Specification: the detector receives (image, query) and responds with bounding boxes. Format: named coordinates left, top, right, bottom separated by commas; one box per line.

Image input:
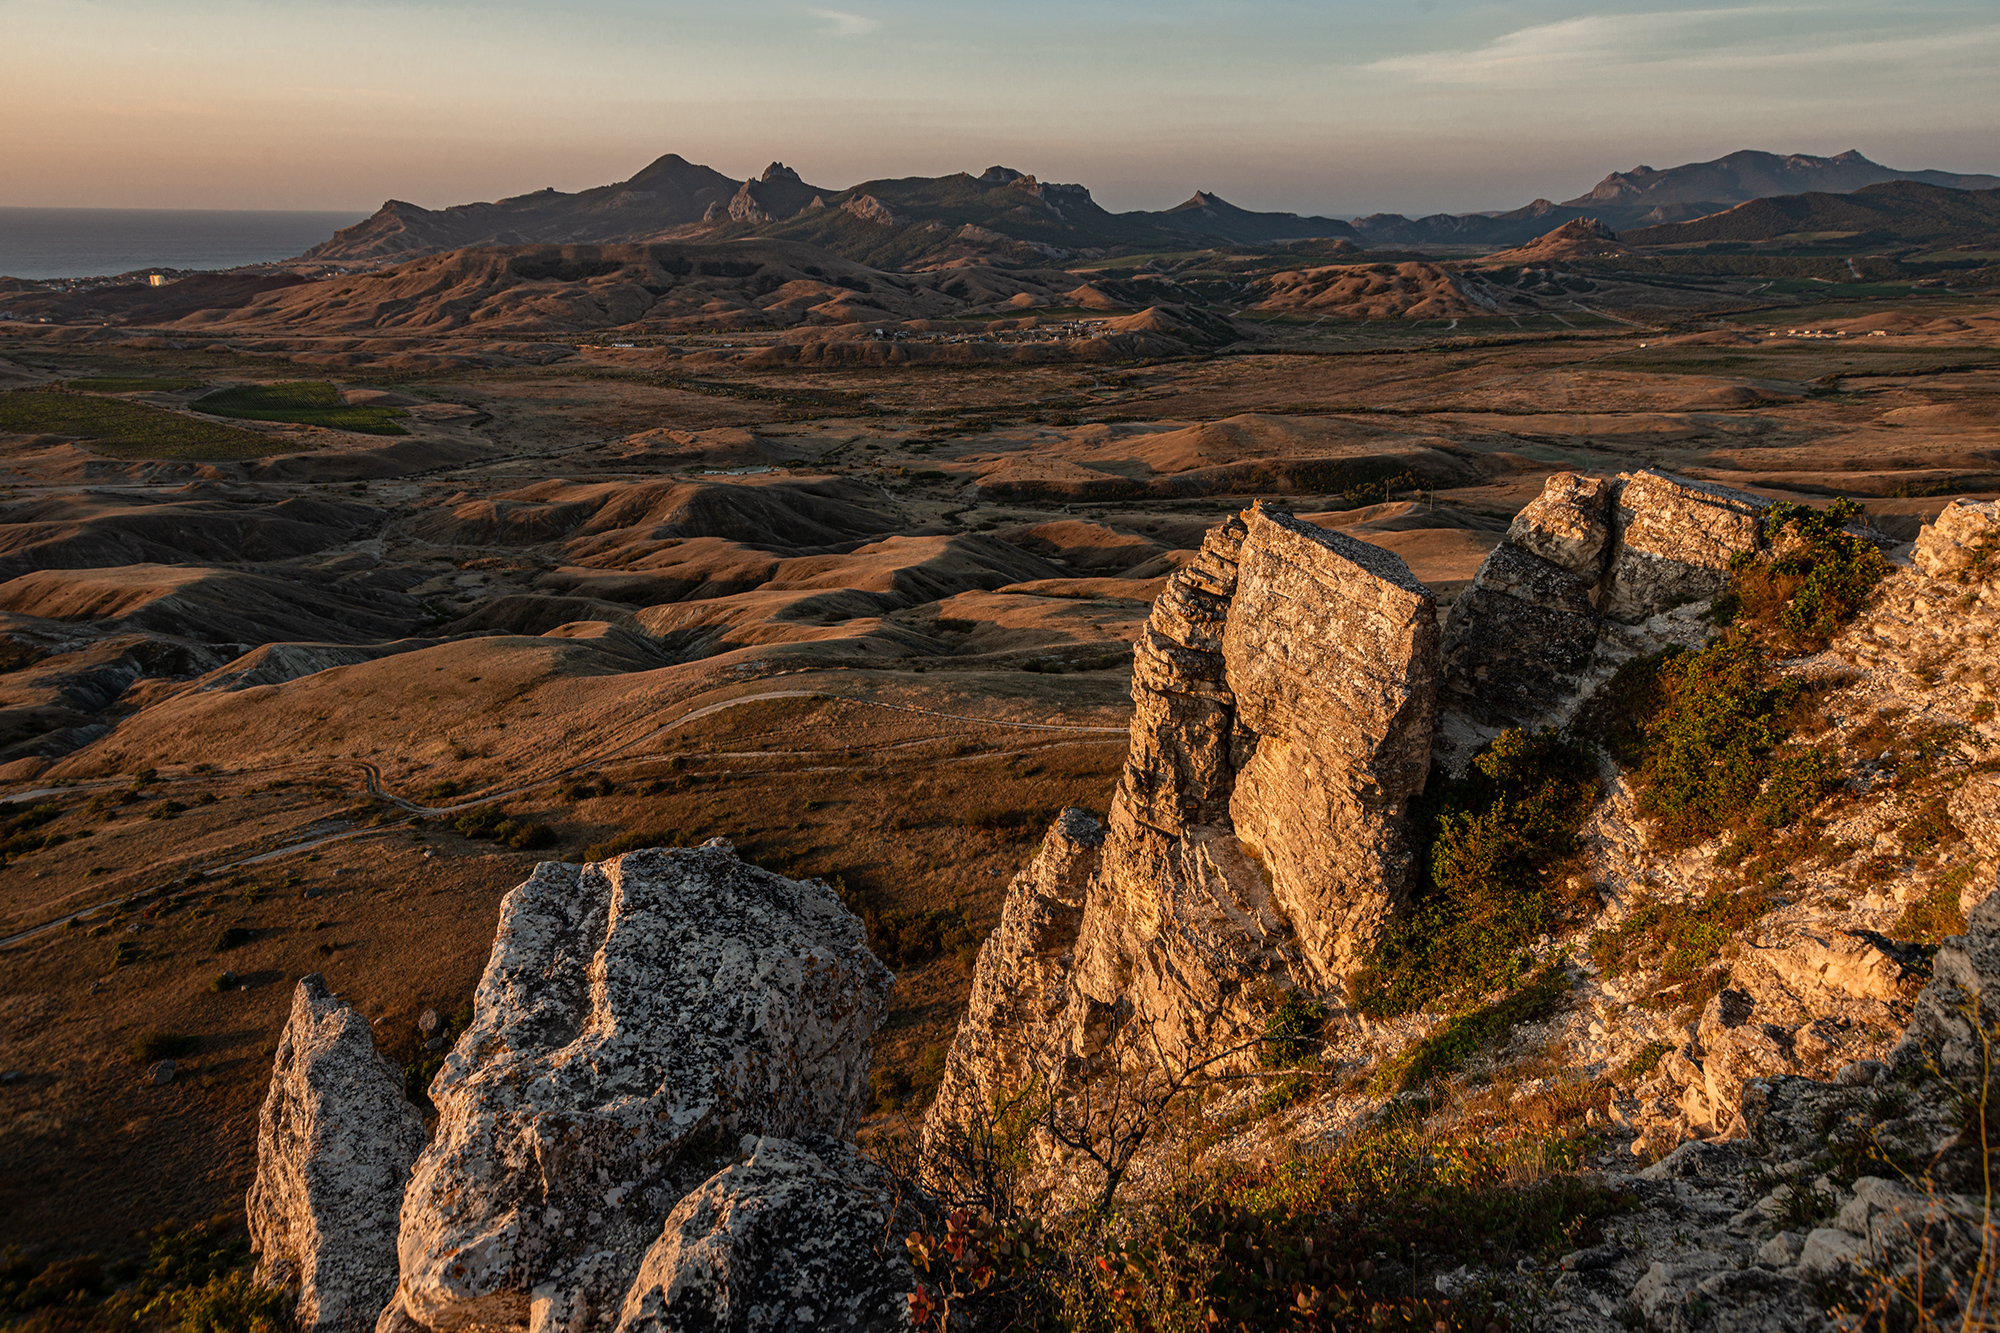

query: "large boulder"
left=614, top=1136, right=914, bottom=1333
left=1598, top=470, right=1770, bottom=622
left=390, top=845, right=893, bottom=1333
left=248, top=974, right=425, bottom=1333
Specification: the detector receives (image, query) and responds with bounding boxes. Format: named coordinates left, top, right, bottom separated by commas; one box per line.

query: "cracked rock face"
left=249, top=974, right=425, bottom=1333
left=1911, top=496, right=1999, bottom=580
left=930, top=502, right=1440, bottom=1117
left=614, top=1136, right=913, bottom=1333
left=926, top=808, right=1102, bottom=1153
left=1440, top=469, right=1773, bottom=736
left=391, top=845, right=892, bottom=1333
left=1598, top=470, right=1770, bottom=623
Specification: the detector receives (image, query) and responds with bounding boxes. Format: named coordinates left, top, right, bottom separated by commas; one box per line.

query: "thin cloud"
left=809, top=8, right=880, bottom=37
left=1366, top=6, right=1815, bottom=84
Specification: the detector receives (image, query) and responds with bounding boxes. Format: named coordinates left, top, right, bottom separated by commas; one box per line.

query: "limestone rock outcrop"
left=927, top=809, right=1101, bottom=1140
left=249, top=974, right=425, bottom=1333
left=931, top=502, right=1440, bottom=1122
left=384, top=844, right=894, bottom=1333
left=1440, top=469, right=1772, bottom=732
left=1598, top=470, right=1770, bottom=622
left=1910, top=496, right=1999, bottom=580
left=615, top=1136, right=912, bottom=1333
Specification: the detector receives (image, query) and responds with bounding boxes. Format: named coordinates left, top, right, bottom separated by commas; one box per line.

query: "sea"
left=0, top=208, right=370, bottom=280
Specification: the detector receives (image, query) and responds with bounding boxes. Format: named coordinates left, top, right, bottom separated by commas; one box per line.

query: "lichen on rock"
left=388, top=843, right=893, bottom=1333
left=249, top=974, right=425, bottom=1333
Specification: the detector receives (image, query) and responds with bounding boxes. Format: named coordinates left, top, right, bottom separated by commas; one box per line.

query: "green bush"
left=132, top=1031, right=196, bottom=1063
left=865, top=907, right=982, bottom=969
left=151, top=1270, right=292, bottom=1333
left=1355, top=729, right=1599, bottom=1016
left=1259, top=992, right=1329, bottom=1070
left=1589, top=889, right=1775, bottom=1009
left=1713, top=497, right=1888, bottom=653
left=1619, top=638, right=1840, bottom=851
left=0, top=800, right=65, bottom=862
left=209, top=927, right=252, bottom=953
left=583, top=831, right=686, bottom=861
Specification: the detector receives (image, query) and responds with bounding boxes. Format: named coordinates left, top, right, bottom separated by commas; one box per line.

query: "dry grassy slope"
left=173, top=243, right=1096, bottom=339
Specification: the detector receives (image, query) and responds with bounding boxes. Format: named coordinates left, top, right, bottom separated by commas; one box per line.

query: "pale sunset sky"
left=2, top=0, right=1995, bottom=215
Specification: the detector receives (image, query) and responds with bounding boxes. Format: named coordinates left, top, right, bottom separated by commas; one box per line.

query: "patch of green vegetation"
left=0, top=799, right=66, bottom=863
left=1606, top=639, right=1841, bottom=852
left=860, top=907, right=982, bottom=969
left=0, top=387, right=282, bottom=460
left=582, top=830, right=692, bottom=860
left=1893, top=866, right=1972, bottom=945
left=151, top=1270, right=293, bottom=1333
left=131, top=1031, right=196, bottom=1063
left=1712, top=498, right=1889, bottom=653
left=1589, top=889, right=1776, bottom=1009
left=1618, top=1041, right=1674, bottom=1082
left=191, top=382, right=407, bottom=435
left=1370, top=966, right=1574, bottom=1095
left=947, top=1094, right=1628, bottom=1333
left=453, top=805, right=558, bottom=850
left=208, top=927, right=252, bottom=953
left=1355, top=729, right=1600, bottom=1017
left=65, top=376, right=202, bottom=393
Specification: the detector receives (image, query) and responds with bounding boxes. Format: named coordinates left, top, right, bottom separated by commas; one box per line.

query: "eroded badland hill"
left=0, top=245, right=1998, bottom=1332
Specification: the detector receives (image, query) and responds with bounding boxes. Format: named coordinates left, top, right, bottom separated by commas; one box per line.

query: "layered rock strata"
left=249, top=974, right=426, bottom=1333
left=930, top=502, right=1442, bottom=1123
left=1439, top=468, right=1772, bottom=734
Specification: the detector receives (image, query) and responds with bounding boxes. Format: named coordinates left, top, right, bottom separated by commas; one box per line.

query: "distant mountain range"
left=1624, top=180, right=2000, bottom=249
left=295, top=148, right=2000, bottom=269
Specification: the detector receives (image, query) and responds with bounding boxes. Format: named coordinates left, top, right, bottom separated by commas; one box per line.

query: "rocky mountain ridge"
left=287, top=148, right=2000, bottom=271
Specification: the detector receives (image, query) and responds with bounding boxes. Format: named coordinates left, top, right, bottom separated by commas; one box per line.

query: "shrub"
left=583, top=831, right=686, bottom=861
left=864, top=908, right=983, bottom=969
left=0, top=800, right=64, bottom=862
left=132, top=1031, right=196, bottom=1064
left=981, top=1097, right=1628, bottom=1333
left=1589, top=889, right=1775, bottom=1008
left=150, top=800, right=188, bottom=821
left=1259, top=992, right=1329, bottom=1070
left=1713, top=497, right=1888, bottom=653
left=209, top=927, right=252, bottom=953
left=1623, top=638, right=1836, bottom=850
left=1893, top=869, right=1971, bottom=945
left=1355, top=729, right=1599, bottom=1016
left=151, top=1270, right=293, bottom=1333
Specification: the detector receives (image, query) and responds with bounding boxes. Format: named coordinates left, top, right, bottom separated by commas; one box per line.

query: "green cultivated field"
left=64, top=376, right=203, bottom=393
left=192, top=381, right=407, bottom=435
left=0, top=388, right=285, bottom=460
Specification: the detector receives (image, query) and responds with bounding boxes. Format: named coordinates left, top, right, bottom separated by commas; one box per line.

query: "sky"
left=2, top=0, right=1996, bottom=218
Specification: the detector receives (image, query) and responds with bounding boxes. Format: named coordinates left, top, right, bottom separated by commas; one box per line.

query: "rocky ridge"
left=927, top=478, right=2000, bottom=1326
